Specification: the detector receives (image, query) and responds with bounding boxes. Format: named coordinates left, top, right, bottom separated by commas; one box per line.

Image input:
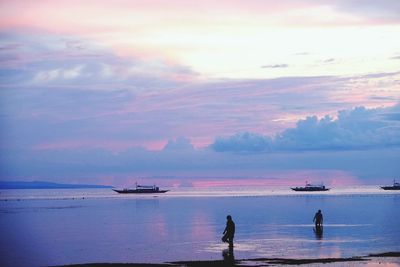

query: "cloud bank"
left=212, top=105, right=400, bottom=152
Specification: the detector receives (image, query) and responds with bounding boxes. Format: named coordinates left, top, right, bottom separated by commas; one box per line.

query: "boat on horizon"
left=380, top=180, right=400, bottom=190
left=291, top=182, right=330, bottom=192
left=113, top=183, right=169, bottom=194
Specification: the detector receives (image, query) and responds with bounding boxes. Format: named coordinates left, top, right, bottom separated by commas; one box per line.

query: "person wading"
left=313, top=209, right=323, bottom=227
left=222, top=215, right=235, bottom=247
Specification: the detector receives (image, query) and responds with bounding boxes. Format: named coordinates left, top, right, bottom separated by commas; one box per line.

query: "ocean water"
left=0, top=187, right=399, bottom=266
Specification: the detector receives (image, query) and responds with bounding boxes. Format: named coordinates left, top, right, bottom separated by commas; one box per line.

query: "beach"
left=0, top=187, right=399, bottom=266
left=51, top=252, right=400, bottom=266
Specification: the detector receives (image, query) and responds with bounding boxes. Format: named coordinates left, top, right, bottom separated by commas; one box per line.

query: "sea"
left=0, top=186, right=399, bottom=266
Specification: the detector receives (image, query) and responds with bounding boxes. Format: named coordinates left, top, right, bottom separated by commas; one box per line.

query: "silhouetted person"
left=222, top=215, right=235, bottom=247
left=313, top=225, right=323, bottom=239
left=313, top=209, right=323, bottom=227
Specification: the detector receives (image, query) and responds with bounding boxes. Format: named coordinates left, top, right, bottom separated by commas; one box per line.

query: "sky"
left=0, top=0, right=399, bottom=187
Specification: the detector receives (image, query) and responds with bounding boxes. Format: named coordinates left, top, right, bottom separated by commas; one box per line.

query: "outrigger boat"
left=380, top=180, right=400, bottom=190
left=291, top=181, right=330, bottom=192
left=113, top=183, right=169, bottom=194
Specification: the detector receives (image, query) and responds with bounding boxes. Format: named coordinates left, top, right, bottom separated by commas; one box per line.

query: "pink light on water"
left=190, top=171, right=362, bottom=188
left=191, top=179, right=292, bottom=188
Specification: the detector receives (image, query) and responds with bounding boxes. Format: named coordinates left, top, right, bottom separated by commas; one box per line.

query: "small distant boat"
left=113, top=183, right=169, bottom=194
left=380, top=180, right=400, bottom=190
left=291, top=181, right=330, bottom=192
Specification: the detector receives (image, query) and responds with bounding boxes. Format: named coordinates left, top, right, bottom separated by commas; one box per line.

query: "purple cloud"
left=0, top=31, right=198, bottom=90
left=261, top=64, right=289, bottom=68
left=326, top=0, right=400, bottom=23
left=212, top=105, right=400, bottom=152
left=163, top=137, right=195, bottom=151
left=212, top=132, right=272, bottom=152
left=1, top=135, right=399, bottom=185
left=322, top=58, right=335, bottom=63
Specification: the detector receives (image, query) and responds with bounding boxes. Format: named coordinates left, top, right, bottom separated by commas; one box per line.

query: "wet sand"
left=55, top=252, right=400, bottom=266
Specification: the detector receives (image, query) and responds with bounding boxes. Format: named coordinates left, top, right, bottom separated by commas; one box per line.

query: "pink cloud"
left=33, top=139, right=167, bottom=152
left=1, top=0, right=395, bottom=39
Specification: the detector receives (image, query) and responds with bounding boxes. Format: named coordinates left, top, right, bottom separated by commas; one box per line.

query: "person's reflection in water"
left=222, top=246, right=235, bottom=265
left=313, top=225, right=323, bottom=239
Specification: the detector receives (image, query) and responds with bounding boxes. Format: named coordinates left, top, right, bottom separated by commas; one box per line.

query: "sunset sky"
left=0, top=0, right=399, bottom=186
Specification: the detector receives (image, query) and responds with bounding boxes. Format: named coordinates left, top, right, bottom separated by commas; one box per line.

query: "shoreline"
left=54, top=252, right=400, bottom=267
left=1, top=187, right=399, bottom=202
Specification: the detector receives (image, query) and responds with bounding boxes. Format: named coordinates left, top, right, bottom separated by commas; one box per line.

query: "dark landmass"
left=0, top=181, right=113, bottom=189
left=55, top=265, right=173, bottom=267
left=369, top=252, right=400, bottom=257
left=53, top=251, right=400, bottom=267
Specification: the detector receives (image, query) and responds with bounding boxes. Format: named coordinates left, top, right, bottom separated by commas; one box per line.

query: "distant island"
left=0, top=181, right=114, bottom=189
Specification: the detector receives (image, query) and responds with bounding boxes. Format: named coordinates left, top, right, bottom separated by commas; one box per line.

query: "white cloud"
left=62, top=65, right=84, bottom=79
left=33, top=65, right=84, bottom=82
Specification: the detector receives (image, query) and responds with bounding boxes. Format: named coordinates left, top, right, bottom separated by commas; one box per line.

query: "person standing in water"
left=313, top=209, right=323, bottom=227
left=222, top=215, right=235, bottom=247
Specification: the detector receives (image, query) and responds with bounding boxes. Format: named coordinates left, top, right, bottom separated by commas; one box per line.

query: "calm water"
left=0, top=187, right=399, bottom=266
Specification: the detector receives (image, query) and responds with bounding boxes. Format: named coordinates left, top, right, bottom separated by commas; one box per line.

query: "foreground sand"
left=56, top=252, right=400, bottom=266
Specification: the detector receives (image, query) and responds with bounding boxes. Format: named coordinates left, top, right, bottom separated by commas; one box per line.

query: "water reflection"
left=222, top=246, right=235, bottom=265
left=313, top=225, right=323, bottom=239
left=135, top=198, right=159, bottom=209
left=189, top=211, right=215, bottom=241
left=1, top=192, right=399, bottom=266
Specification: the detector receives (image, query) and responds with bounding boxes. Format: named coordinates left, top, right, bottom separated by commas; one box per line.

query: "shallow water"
left=0, top=187, right=399, bottom=266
